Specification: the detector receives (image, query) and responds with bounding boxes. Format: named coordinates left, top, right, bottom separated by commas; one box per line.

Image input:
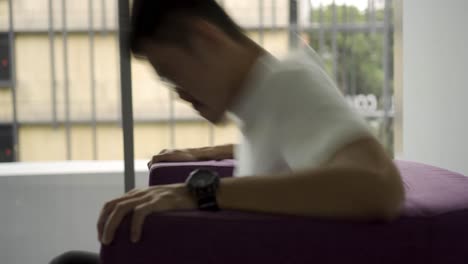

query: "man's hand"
left=97, top=184, right=196, bottom=245
left=147, top=149, right=198, bottom=169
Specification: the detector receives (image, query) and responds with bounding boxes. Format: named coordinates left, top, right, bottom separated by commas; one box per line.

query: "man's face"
left=141, top=27, right=237, bottom=124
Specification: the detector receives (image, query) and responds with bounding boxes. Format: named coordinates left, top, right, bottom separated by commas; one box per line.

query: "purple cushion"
left=101, top=160, right=468, bottom=264
left=396, top=160, right=468, bottom=217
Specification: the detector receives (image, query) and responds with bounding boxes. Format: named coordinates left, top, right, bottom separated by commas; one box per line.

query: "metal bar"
left=8, top=117, right=221, bottom=126
left=306, top=22, right=388, bottom=30
left=101, top=0, right=107, bottom=34
left=288, top=0, right=298, bottom=49
left=393, top=0, right=403, bottom=156
left=259, top=0, right=264, bottom=45
left=370, top=0, right=376, bottom=34
left=48, top=0, right=58, bottom=127
left=349, top=3, right=355, bottom=22
left=7, top=113, right=394, bottom=127
left=350, top=54, right=357, bottom=95
left=302, top=0, right=311, bottom=27
left=319, top=4, right=324, bottom=54
left=332, top=1, right=338, bottom=81
left=89, top=0, right=98, bottom=160
left=118, top=0, right=135, bottom=192
left=344, top=4, right=348, bottom=24
left=62, top=0, right=71, bottom=160
left=296, top=0, right=301, bottom=32
left=272, top=0, right=276, bottom=27
left=0, top=81, right=11, bottom=87
left=169, top=91, right=175, bottom=149
left=349, top=5, right=357, bottom=96
left=7, top=0, right=18, bottom=162
left=367, top=0, right=371, bottom=23
left=382, top=0, right=392, bottom=152
left=309, top=1, right=313, bottom=25
left=13, top=23, right=390, bottom=34
left=342, top=4, right=349, bottom=94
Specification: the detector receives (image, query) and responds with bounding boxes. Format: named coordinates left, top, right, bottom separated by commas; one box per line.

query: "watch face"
left=188, top=169, right=219, bottom=190
left=194, top=177, right=208, bottom=188
left=187, top=169, right=220, bottom=211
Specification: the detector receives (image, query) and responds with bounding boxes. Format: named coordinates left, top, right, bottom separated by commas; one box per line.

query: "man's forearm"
left=191, top=144, right=235, bottom=160
left=217, top=166, right=404, bottom=221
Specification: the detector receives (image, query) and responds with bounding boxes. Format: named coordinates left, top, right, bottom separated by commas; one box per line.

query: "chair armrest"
left=148, top=159, right=236, bottom=186
left=99, top=209, right=442, bottom=264
left=99, top=210, right=346, bottom=264
left=100, top=160, right=468, bottom=264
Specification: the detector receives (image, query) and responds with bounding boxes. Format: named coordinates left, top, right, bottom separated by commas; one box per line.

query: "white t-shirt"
left=230, top=50, right=372, bottom=177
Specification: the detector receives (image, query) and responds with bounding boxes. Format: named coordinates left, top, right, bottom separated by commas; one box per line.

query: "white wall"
left=0, top=162, right=149, bottom=264
left=403, top=0, right=468, bottom=175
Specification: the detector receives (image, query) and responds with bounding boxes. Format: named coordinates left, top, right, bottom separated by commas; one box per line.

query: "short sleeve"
left=275, top=64, right=372, bottom=171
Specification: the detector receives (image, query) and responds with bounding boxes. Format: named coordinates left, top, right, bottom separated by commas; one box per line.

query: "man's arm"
left=148, top=144, right=235, bottom=168
left=99, top=137, right=404, bottom=244
left=218, top=137, right=404, bottom=220
left=189, top=144, right=235, bottom=160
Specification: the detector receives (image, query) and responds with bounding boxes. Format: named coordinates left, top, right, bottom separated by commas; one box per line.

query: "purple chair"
left=100, top=160, right=468, bottom=264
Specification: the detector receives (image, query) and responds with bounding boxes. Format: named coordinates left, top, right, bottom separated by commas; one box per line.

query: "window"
left=0, top=0, right=396, bottom=162
left=0, top=33, right=12, bottom=87
left=303, top=0, right=394, bottom=153
left=0, top=124, right=13, bottom=162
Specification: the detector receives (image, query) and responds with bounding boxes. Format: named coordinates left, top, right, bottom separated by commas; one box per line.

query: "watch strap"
left=197, top=194, right=219, bottom=211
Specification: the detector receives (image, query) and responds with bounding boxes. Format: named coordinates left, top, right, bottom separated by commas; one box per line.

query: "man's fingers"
left=158, top=149, right=169, bottom=154
left=147, top=153, right=173, bottom=169
left=126, top=188, right=142, bottom=197
left=130, top=202, right=154, bottom=243
left=101, top=195, right=152, bottom=245
left=98, top=193, right=148, bottom=243
left=98, top=197, right=126, bottom=242
left=148, top=149, right=196, bottom=169
left=148, top=155, right=164, bottom=169
left=97, top=196, right=132, bottom=241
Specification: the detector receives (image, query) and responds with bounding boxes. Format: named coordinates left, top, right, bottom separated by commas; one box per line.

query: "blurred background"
left=0, top=0, right=395, bottom=163
left=8, top=1, right=468, bottom=263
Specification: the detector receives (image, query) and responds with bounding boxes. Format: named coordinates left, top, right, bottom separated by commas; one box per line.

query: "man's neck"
left=226, top=41, right=265, bottom=112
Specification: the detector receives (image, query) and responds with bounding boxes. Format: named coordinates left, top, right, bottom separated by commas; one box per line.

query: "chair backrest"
left=149, top=159, right=236, bottom=186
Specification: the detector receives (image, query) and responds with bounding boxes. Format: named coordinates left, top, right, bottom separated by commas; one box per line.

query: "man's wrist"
left=191, top=147, right=216, bottom=160
left=188, top=144, right=235, bottom=161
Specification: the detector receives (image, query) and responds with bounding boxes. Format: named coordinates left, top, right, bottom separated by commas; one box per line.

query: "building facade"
left=0, top=0, right=304, bottom=161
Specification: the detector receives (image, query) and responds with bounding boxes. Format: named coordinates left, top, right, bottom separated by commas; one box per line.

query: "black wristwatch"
left=186, top=169, right=220, bottom=211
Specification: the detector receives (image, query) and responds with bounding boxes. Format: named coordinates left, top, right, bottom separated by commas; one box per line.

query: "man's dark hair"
left=130, top=0, right=245, bottom=55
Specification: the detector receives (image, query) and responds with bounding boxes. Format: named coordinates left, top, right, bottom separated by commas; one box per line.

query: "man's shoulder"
left=279, top=49, right=325, bottom=72
left=262, top=52, right=332, bottom=99
left=267, top=51, right=326, bottom=83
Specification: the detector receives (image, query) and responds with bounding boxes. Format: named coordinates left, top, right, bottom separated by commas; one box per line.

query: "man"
left=51, top=0, right=404, bottom=263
